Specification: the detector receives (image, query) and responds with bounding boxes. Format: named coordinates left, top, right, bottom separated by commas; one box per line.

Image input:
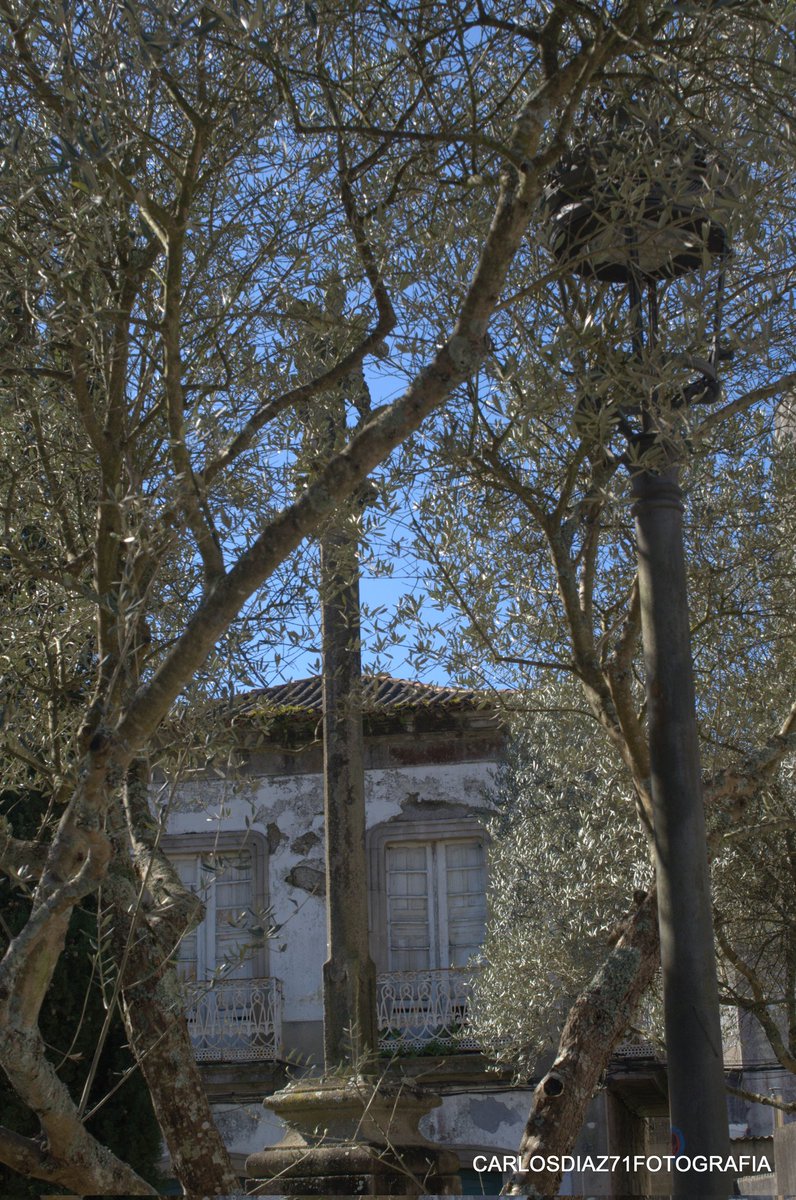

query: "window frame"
left=161, top=830, right=270, bottom=981
left=367, top=818, right=488, bottom=972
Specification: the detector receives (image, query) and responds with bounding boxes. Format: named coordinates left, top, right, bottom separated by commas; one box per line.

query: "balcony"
left=376, top=968, right=479, bottom=1053
left=185, top=976, right=282, bottom=1062
left=613, top=1040, right=659, bottom=1060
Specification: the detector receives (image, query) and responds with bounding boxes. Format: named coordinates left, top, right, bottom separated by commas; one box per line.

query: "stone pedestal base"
left=247, top=1139, right=460, bottom=1196
left=245, top=1075, right=461, bottom=1196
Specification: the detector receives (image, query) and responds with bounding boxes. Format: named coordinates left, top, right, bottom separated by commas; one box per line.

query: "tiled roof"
left=237, top=674, right=495, bottom=716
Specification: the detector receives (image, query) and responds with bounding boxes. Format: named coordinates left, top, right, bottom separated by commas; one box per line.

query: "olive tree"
left=0, top=0, right=791, bottom=1194
left=400, top=25, right=796, bottom=1189
left=0, top=0, right=713, bottom=1192
left=412, top=405, right=796, bottom=1191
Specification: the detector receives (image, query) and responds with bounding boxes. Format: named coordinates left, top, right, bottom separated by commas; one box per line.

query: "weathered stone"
left=285, top=861, right=326, bottom=896
left=248, top=1141, right=458, bottom=1195
left=245, top=1075, right=461, bottom=1196
left=266, top=822, right=284, bottom=854
left=290, top=830, right=321, bottom=855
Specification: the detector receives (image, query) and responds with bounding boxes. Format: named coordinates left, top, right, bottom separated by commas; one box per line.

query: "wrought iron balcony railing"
left=184, top=976, right=283, bottom=1063
left=376, top=968, right=480, bottom=1053
left=613, top=1039, right=660, bottom=1060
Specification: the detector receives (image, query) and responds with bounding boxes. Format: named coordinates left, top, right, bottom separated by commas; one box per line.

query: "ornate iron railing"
left=613, top=1002, right=662, bottom=1059
left=613, top=1040, right=660, bottom=1059
left=376, top=968, right=480, bottom=1053
left=184, top=976, right=282, bottom=1062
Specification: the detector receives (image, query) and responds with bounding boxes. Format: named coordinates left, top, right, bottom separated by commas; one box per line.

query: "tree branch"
left=0, top=816, right=47, bottom=882
left=505, top=889, right=661, bottom=1197
left=725, top=1086, right=796, bottom=1115
left=706, top=697, right=796, bottom=821
left=693, top=370, right=796, bottom=440
left=0, top=1124, right=147, bottom=1192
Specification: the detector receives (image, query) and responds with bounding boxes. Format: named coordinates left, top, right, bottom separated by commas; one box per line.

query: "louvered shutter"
left=442, top=840, right=487, bottom=966
left=386, top=843, right=434, bottom=970
left=385, top=838, right=486, bottom=970
left=172, top=850, right=254, bottom=980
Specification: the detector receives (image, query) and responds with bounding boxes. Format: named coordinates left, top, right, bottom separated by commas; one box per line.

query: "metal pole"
left=320, top=505, right=378, bottom=1068
left=631, top=464, right=731, bottom=1197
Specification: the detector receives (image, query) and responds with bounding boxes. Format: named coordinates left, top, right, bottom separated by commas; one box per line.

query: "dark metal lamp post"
left=544, top=115, right=737, bottom=1198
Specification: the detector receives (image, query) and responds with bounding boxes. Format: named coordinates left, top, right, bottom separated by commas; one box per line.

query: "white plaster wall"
left=363, top=760, right=498, bottom=824
left=420, top=1089, right=533, bottom=1153
left=211, top=1101, right=286, bottom=1159
left=162, top=750, right=535, bottom=1169
left=167, top=757, right=498, bottom=1026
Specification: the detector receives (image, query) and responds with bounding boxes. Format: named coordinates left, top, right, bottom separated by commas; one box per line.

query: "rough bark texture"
left=0, top=1010, right=155, bottom=1194
left=504, top=890, right=661, bottom=1197
left=102, top=831, right=240, bottom=1195
left=0, top=1115, right=155, bottom=1195
left=119, top=965, right=240, bottom=1194
left=0, top=818, right=155, bottom=1195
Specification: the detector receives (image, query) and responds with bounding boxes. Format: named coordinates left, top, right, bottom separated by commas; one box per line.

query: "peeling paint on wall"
left=469, top=1096, right=515, bottom=1134
left=166, top=726, right=507, bottom=1159
left=285, top=860, right=326, bottom=896
left=290, top=831, right=321, bottom=855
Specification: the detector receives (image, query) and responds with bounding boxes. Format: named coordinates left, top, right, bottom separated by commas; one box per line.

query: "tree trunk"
left=504, top=890, right=660, bottom=1197
left=0, top=815, right=154, bottom=1194
left=119, top=964, right=240, bottom=1195
left=0, top=1023, right=156, bottom=1195
left=103, top=858, right=240, bottom=1195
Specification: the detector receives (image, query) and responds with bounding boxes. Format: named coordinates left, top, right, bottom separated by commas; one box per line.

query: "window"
left=368, top=819, right=489, bottom=971
left=173, top=849, right=256, bottom=981
left=371, top=821, right=488, bottom=1052
left=386, top=838, right=486, bottom=970
left=162, top=832, right=269, bottom=981
left=162, top=832, right=280, bottom=1063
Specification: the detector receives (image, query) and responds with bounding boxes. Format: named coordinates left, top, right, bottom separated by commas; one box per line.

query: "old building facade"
left=162, top=675, right=791, bottom=1194
left=162, top=676, right=531, bottom=1191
